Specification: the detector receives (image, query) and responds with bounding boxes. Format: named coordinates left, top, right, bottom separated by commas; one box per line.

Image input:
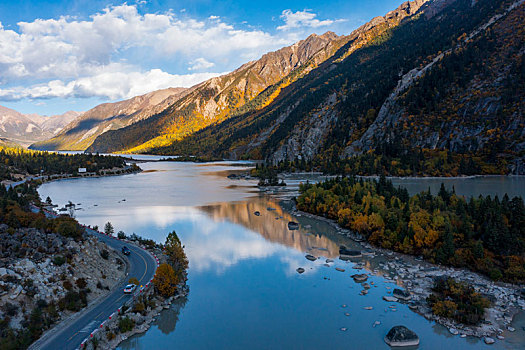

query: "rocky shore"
left=292, top=204, right=525, bottom=340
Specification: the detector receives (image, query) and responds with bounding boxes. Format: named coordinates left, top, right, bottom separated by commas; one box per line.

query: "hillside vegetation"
left=151, top=0, right=524, bottom=175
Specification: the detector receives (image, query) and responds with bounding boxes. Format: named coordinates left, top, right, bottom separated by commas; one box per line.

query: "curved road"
left=29, top=221, right=157, bottom=350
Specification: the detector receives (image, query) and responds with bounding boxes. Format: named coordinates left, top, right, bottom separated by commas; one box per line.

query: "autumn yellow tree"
left=153, top=263, right=179, bottom=298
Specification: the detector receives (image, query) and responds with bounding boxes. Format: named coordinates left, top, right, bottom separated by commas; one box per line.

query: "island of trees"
left=297, top=176, right=525, bottom=283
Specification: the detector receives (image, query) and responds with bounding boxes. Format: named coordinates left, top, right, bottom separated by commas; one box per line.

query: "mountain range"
left=0, top=106, right=80, bottom=147
left=29, top=0, right=524, bottom=174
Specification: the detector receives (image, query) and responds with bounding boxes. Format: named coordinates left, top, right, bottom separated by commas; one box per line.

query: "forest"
left=297, top=176, right=525, bottom=282
left=252, top=147, right=506, bottom=178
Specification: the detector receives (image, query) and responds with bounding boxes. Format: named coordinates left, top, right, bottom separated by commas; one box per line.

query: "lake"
left=38, top=162, right=525, bottom=349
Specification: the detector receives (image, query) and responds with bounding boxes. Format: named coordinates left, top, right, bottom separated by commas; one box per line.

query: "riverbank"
left=290, top=202, right=525, bottom=340
left=1, top=164, right=141, bottom=189
left=82, top=245, right=188, bottom=350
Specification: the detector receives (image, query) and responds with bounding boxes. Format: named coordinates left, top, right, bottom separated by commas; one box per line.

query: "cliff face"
left=346, top=0, right=524, bottom=157
left=158, top=0, right=523, bottom=173
left=86, top=32, right=350, bottom=153
left=30, top=87, right=188, bottom=151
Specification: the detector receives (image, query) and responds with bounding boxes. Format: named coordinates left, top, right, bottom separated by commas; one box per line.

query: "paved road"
left=29, top=211, right=158, bottom=350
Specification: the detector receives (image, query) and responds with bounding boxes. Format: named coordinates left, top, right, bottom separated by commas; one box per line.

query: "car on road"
left=121, top=246, right=131, bottom=255
left=123, top=284, right=136, bottom=294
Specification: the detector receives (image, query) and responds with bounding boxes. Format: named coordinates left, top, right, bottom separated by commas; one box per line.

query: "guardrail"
left=76, top=226, right=160, bottom=349
left=30, top=204, right=160, bottom=350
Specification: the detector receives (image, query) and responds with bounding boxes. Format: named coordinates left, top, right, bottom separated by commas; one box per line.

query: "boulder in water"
left=288, top=221, right=299, bottom=230
left=393, top=288, right=411, bottom=301
left=384, top=326, right=420, bottom=347
left=305, top=254, right=317, bottom=261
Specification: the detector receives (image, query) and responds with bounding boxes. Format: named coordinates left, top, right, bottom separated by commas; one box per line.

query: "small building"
left=78, top=168, right=87, bottom=173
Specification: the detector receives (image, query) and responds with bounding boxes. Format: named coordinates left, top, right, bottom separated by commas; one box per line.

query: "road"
left=29, top=212, right=158, bottom=350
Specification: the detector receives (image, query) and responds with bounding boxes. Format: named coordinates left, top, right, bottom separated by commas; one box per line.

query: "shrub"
left=62, top=280, right=73, bottom=291
left=107, top=332, right=116, bottom=341
left=128, top=277, right=140, bottom=286
left=53, top=256, right=66, bottom=266
left=3, top=303, right=18, bottom=317
left=133, top=302, right=145, bottom=315
left=54, top=217, right=83, bottom=239
left=59, top=291, right=86, bottom=311
left=100, top=249, right=109, bottom=260
left=117, top=231, right=126, bottom=239
left=75, top=278, right=87, bottom=289
left=427, top=278, right=490, bottom=325
left=118, top=316, right=134, bottom=333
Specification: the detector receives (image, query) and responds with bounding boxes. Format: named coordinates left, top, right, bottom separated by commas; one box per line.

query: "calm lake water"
left=38, top=162, right=525, bottom=350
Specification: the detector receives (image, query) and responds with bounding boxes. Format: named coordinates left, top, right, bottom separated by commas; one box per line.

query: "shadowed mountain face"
left=85, top=31, right=350, bottom=153
left=30, top=87, right=188, bottom=151
left=144, top=0, right=523, bottom=173
left=0, top=105, right=80, bottom=147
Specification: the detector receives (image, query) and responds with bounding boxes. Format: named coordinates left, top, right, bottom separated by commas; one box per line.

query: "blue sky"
left=0, top=0, right=404, bottom=115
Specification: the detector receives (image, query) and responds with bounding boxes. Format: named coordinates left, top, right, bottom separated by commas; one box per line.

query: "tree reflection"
left=157, top=297, right=188, bottom=335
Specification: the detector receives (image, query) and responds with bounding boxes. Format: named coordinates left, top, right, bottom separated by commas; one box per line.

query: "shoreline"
left=289, top=201, right=525, bottom=340
left=82, top=245, right=188, bottom=350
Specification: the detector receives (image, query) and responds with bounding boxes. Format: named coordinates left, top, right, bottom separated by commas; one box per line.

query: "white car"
left=123, top=284, right=137, bottom=294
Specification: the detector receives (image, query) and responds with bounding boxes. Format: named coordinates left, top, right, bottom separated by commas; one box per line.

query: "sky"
left=0, top=0, right=405, bottom=116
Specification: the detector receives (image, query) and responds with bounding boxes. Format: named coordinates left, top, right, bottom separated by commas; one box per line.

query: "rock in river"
left=484, top=337, right=495, bottom=345
left=383, top=296, right=398, bottom=302
left=288, top=221, right=299, bottom=230
left=351, top=274, right=368, bottom=283
left=296, top=268, right=305, bottom=274
left=393, top=288, right=411, bottom=301
left=384, top=326, right=420, bottom=347
left=305, top=254, right=317, bottom=261
left=339, top=246, right=362, bottom=260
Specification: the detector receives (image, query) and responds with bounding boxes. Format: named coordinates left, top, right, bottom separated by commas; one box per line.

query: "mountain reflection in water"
left=200, top=198, right=340, bottom=259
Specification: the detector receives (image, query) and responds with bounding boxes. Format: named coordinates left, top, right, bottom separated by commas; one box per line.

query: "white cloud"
left=277, top=9, right=344, bottom=31
left=0, top=4, right=345, bottom=103
left=0, top=66, right=223, bottom=100
left=0, top=4, right=286, bottom=84
left=189, top=57, right=215, bottom=71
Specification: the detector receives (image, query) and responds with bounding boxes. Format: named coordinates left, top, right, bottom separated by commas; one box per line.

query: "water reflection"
left=200, top=198, right=340, bottom=258
left=37, top=161, right=523, bottom=350
left=120, top=297, right=188, bottom=350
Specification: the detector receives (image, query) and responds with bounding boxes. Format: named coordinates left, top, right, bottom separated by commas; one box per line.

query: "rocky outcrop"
left=0, top=224, right=125, bottom=332
left=384, top=326, right=420, bottom=347
left=345, top=0, right=525, bottom=160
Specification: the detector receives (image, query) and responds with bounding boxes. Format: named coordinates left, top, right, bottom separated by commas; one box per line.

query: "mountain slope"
left=30, top=87, right=188, bottom=151
left=0, top=106, right=80, bottom=147
left=86, top=32, right=350, bottom=153
left=155, top=0, right=524, bottom=174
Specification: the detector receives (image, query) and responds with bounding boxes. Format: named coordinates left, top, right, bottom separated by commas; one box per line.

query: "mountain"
left=150, top=0, right=524, bottom=174
left=85, top=31, right=350, bottom=153
left=0, top=106, right=80, bottom=147
left=30, top=87, right=188, bottom=151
